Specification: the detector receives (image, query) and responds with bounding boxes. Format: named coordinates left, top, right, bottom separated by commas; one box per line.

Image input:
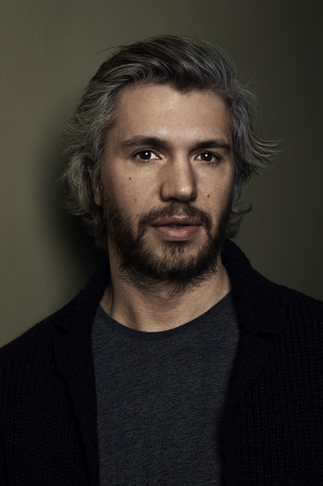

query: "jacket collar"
left=221, top=239, right=285, bottom=336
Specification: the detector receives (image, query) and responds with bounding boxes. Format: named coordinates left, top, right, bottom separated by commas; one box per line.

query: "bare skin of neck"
left=100, top=248, right=231, bottom=333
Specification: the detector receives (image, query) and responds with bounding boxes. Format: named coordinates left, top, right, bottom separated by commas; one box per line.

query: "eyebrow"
left=193, top=139, right=232, bottom=153
left=121, top=136, right=168, bottom=150
left=120, top=136, right=232, bottom=153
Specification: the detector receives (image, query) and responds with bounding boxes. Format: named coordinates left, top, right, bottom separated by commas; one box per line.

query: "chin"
left=117, top=233, right=223, bottom=295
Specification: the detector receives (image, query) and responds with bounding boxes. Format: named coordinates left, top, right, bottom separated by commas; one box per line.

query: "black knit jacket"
left=1, top=239, right=323, bottom=485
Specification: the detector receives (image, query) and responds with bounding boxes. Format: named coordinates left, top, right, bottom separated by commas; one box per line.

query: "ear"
left=87, top=161, right=102, bottom=207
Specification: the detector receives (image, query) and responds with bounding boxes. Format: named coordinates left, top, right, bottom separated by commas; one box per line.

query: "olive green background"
left=1, top=0, right=322, bottom=346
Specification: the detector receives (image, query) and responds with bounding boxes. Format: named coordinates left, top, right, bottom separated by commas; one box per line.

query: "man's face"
left=94, top=84, right=235, bottom=292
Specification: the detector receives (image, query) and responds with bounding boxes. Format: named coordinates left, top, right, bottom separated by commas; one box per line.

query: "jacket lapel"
left=53, top=260, right=110, bottom=486
left=221, top=239, right=286, bottom=408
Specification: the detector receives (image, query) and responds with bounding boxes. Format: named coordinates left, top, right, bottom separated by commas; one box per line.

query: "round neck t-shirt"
left=92, top=291, right=239, bottom=485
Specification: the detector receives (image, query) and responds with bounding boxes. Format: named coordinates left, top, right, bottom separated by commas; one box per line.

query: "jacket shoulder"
left=0, top=296, right=78, bottom=370
left=275, top=283, right=323, bottom=335
left=274, top=279, right=323, bottom=315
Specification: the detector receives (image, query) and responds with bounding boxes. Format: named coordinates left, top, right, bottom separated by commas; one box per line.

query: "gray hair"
left=62, top=34, right=278, bottom=248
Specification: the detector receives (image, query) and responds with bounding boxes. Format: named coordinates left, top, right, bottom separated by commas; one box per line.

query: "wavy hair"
left=62, top=34, right=278, bottom=248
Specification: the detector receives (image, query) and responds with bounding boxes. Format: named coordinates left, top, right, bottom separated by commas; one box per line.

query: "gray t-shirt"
left=92, top=292, right=239, bottom=485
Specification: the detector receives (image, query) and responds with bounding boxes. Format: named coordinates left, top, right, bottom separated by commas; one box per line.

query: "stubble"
left=102, top=192, right=232, bottom=295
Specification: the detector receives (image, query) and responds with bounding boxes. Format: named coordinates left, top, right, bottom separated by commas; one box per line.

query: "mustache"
left=138, top=203, right=212, bottom=233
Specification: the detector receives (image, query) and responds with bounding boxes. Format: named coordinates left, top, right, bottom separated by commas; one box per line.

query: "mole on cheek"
left=129, top=177, right=132, bottom=180
left=207, top=194, right=210, bottom=198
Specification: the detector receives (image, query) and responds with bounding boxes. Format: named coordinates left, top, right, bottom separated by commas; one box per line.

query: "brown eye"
left=135, top=150, right=159, bottom=161
left=198, top=152, right=217, bottom=162
left=139, top=151, right=152, bottom=159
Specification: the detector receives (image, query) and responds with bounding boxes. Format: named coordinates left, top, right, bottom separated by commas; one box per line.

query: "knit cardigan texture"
left=1, top=239, right=323, bottom=485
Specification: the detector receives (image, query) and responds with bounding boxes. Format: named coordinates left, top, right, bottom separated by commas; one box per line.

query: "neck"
left=100, top=255, right=231, bottom=333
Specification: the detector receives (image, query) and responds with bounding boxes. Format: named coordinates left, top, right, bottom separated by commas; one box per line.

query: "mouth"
left=165, top=224, right=189, bottom=228
left=151, top=216, right=202, bottom=227
left=151, top=216, right=202, bottom=241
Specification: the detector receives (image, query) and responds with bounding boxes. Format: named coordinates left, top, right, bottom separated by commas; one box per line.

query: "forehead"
left=110, top=84, right=231, bottom=143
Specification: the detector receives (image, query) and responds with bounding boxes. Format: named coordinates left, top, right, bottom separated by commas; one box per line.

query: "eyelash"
left=133, top=150, right=221, bottom=164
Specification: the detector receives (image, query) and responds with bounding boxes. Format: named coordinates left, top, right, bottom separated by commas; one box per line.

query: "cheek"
left=102, top=168, right=130, bottom=200
left=201, top=170, right=234, bottom=201
left=200, top=173, right=234, bottom=222
left=105, top=175, right=146, bottom=220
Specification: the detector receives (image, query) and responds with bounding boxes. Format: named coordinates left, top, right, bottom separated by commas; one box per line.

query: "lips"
left=151, top=216, right=202, bottom=241
left=151, top=216, right=202, bottom=227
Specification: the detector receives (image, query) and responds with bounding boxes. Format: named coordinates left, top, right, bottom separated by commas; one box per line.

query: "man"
left=1, top=35, right=323, bottom=485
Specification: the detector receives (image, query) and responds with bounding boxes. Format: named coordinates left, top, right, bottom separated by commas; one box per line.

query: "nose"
left=160, top=156, right=198, bottom=203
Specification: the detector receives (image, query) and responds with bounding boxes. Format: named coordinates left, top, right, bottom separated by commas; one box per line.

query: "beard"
left=102, top=192, right=232, bottom=295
